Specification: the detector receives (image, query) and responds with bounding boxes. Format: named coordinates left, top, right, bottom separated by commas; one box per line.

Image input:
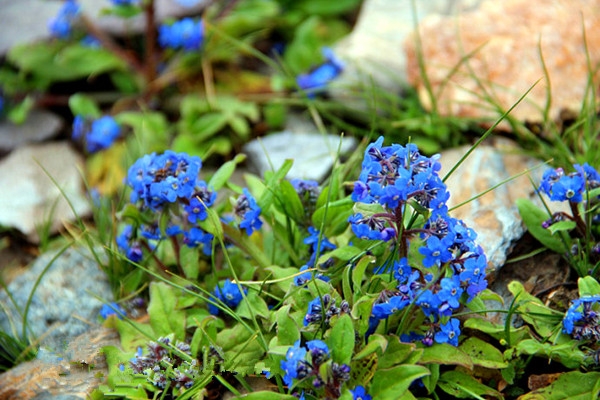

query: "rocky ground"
left=0, top=0, right=597, bottom=397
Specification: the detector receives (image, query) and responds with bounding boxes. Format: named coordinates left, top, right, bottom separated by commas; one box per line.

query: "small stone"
left=0, top=0, right=63, bottom=55
left=331, top=0, right=483, bottom=108
left=242, top=132, right=357, bottom=182
left=405, top=0, right=600, bottom=126
left=0, top=110, right=63, bottom=153
left=0, top=142, right=91, bottom=242
left=0, top=328, right=120, bottom=400
left=440, top=138, right=543, bottom=269
left=0, top=246, right=112, bottom=351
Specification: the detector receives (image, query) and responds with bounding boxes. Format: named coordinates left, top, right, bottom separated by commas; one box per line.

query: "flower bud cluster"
left=304, top=294, right=349, bottom=327
left=280, top=340, right=350, bottom=397
left=563, top=295, right=600, bottom=342
left=129, top=336, right=203, bottom=390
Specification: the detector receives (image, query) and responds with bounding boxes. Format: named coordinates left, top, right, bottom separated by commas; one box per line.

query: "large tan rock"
left=405, top=0, right=600, bottom=126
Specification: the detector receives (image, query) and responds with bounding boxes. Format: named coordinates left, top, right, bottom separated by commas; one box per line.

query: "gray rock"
left=440, top=138, right=543, bottom=269
left=243, top=132, right=357, bottom=182
left=0, top=246, right=113, bottom=351
left=81, top=0, right=207, bottom=36
left=0, top=110, right=63, bottom=153
left=0, top=142, right=92, bottom=242
left=0, top=0, right=63, bottom=55
left=330, top=0, right=484, bottom=108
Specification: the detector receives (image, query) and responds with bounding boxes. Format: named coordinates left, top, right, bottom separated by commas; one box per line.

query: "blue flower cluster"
left=72, top=115, right=121, bottom=153
left=296, top=47, right=344, bottom=96
left=110, top=0, right=139, bottom=5
left=48, top=0, right=81, bottom=39
left=350, top=137, right=488, bottom=346
left=539, top=163, right=600, bottom=203
left=234, top=188, right=263, bottom=236
left=280, top=340, right=350, bottom=397
left=563, top=295, right=600, bottom=341
left=118, top=151, right=216, bottom=261
left=159, top=18, right=204, bottom=52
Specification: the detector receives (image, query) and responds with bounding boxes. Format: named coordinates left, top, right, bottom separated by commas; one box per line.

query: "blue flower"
left=372, top=295, right=409, bottom=320
left=350, top=385, right=372, bottom=400
left=562, top=296, right=600, bottom=339
left=48, top=0, right=80, bottom=39
left=419, top=235, right=453, bottom=268
left=539, top=166, right=586, bottom=203
left=183, top=227, right=213, bottom=255
left=235, top=188, right=263, bottom=236
left=185, top=183, right=216, bottom=223
left=110, top=0, right=139, bottom=5
left=304, top=227, right=336, bottom=255
left=306, top=340, right=330, bottom=365
left=280, top=340, right=309, bottom=387
left=72, top=115, right=121, bottom=153
left=415, top=289, right=442, bottom=318
left=208, top=279, right=247, bottom=315
left=116, top=225, right=143, bottom=262
left=296, top=47, right=344, bottom=95
left=434, top=318, right=461, bottom=346
left=159, top=18, right=204, bottom=51
left=99, top=302, right=126, bottom=319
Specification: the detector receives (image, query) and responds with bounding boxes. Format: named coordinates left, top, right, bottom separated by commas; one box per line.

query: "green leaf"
left=438, top=370, right=502, bottom=399
left=312, top=197, right=354, bottom=233
left=114, top=318, right=155, bottom=352
left=69, top=93, right=101, bottom=118
left=276, top=305, right=300, bottom=345
left=516, top=198, right=568, bottom=254
left=508, top=281, right=562, bottom=338
left=328, top=314, right=354, bottom=365
left=419, top=343, right=473, bottom=369
left=147, top=282, right=186, bottom=340
left=369, top=364, right=430, bottom=400
left=463, top=318, right=531, bottom=346
left=236, top=291, right=270, bottom=320
left=354, top=334, right=388, bottom=360
left=6, top=97, right=34, bottom=125
left=278, top=179, right=306, bottom=223
left=208, top=153, right=246, bottom=191
left=519, top=371, right=600, bottom=399
left=547, top=220, right=577, bottom=234
left=378, top=337, right=419, bottom=369
left=191, top=113, right=229, bottom=141
left=458, top=337, right=508, bottom=369
left=577, top=276, right=600, bottom=297
left=235, top=392, right=297, bottom=400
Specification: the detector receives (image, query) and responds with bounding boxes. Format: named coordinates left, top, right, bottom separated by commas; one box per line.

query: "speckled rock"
left=0, top=246, right=113, bottom=351
left=0, top=142, right=91, bottom=242
left=0, top=110, right=63, bottom=153
left=440, top=138, right=543, bottom=269
left=330, top=0, right=484, bottom=108
left=243, top=132, right=357, bottom=182
left=405, top=0, right=600, bottom=126
left=0, top=328, right=120, bottom=400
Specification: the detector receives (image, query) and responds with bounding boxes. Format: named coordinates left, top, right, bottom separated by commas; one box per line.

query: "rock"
left=242, top=132, right=357, bottom=182
left=0, top=246, right=113, bottom=351
left=440, top=138, right=544, bottom=269
left=0, top=328, right=120, bottom=399
left=81, top=0, right=207, bottom=36
left=405, top=0, right=600, bottom=126
left=0, top=0, right=63, bottom=55
left=0, top=110, right=63, bottom=153
left=0, top=0, right=207, bottom=55
left=331, top=0, right=484, bottom=108
left=0, top=142, right=91, bottom=242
